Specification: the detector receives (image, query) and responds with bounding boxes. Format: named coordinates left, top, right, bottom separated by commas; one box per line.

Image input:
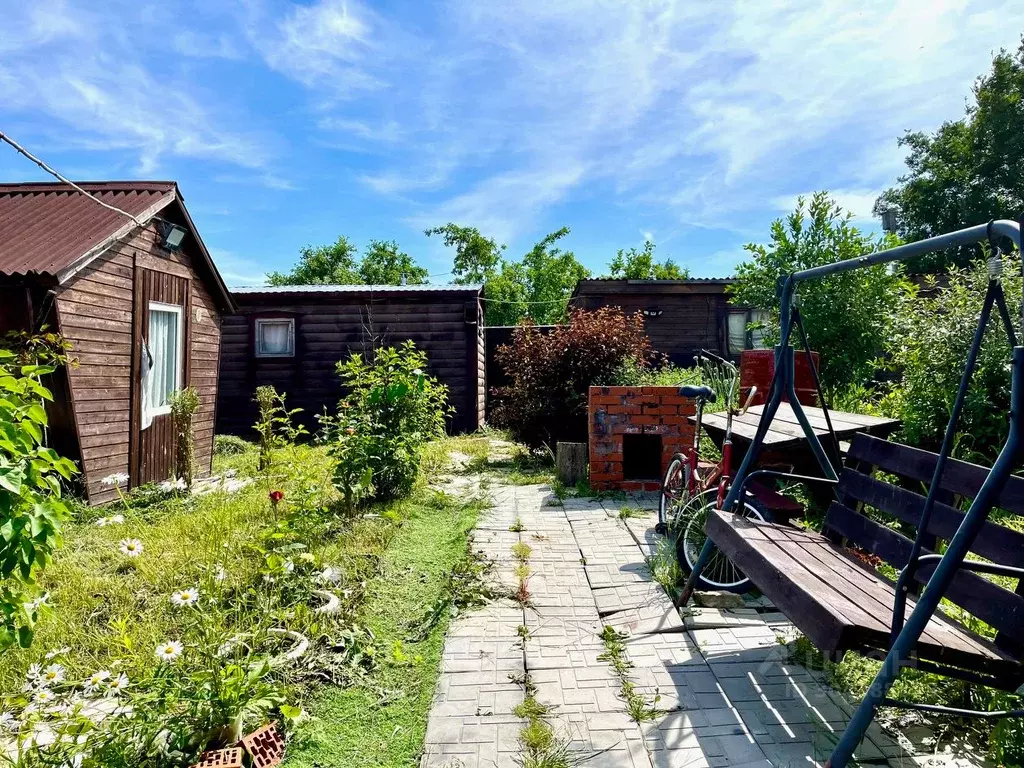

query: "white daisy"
left=154, top=641, right=184, bottom=664
left=27, top=593, right=50, bottom=612
left=213, top=564, right=227, bottom=582
left=41, top=664, right=64, bottom=685
left=283, top=559, right=295, bottom=574
left=101, top=473, right=129, bottom=488
left=315, top=566, right=342, bottom=585
left=26, top=664, right=42, bottom=683
left=170, top=588, right=200, bottom=608
left=83, top=670, right=110, bottom=693
left=0, top=711, right=17, bottom=732
left=105, top=673, right=129, bottom=696
left=119, top=539, right=143, bottom=558
left=44, top=647, right=71, bottom=661
left=33, top=689, right=55, bottom=705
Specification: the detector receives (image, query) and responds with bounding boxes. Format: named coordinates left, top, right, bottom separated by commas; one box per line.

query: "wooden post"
left=556, top=442, right=588, bottom=487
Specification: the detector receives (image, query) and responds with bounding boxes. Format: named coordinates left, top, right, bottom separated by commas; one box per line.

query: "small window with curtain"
left=728, top=309, right=771, bottom=355
left=255, top=318, right=295, bottom=358
left=144, top=302, right=183, bottom=423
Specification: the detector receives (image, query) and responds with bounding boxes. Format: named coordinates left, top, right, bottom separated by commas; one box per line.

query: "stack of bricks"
left=588, top=385, right=696, bottom=491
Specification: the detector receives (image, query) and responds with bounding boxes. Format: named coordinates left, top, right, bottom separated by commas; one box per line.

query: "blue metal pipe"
left=828, top=346, right=1024, bottom=767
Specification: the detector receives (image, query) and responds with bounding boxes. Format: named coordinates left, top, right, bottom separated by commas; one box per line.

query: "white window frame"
left=728, top=309, right=770, bottom=355
left=254, top=318, right=296, bottom=358
left=146, top=301, right=184, bottom=420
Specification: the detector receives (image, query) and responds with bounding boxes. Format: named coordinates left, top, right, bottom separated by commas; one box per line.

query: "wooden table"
left=696, top=402, right=899, bottom=451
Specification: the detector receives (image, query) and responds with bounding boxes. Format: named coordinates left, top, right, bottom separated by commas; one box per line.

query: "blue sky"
left=1, top=1, right=1020, bottom=285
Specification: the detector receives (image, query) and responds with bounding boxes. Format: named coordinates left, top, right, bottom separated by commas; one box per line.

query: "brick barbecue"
left=588, top=386, right=696, bottom=492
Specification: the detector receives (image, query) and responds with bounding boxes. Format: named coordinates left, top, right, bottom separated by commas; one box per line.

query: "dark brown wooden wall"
left=216, top=293, right=485, bottom=437
left=56, top=221, right=222, bottom=504
left=575, top=292, right=730, bottom=364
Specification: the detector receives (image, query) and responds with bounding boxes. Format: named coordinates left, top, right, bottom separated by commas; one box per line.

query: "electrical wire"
left=0, top=129, right=143, bottom=226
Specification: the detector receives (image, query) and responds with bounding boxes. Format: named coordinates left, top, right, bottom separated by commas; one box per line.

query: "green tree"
left=875, top=39, right=1024, bottom=272
left=607, top=240, right=689, bottom=279
left=267, top=236, right=361, bottom=285
left=427, top=224, right=589, bottom=326
left=424, top=223, right=505, bottom=284
left=729, top=192, right=905, bottom=387
left=359, top=240, right=429, bottom=285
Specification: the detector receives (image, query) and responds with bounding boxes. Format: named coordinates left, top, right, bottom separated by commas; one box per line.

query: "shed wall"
left=217, top=293, right=484, bottom=436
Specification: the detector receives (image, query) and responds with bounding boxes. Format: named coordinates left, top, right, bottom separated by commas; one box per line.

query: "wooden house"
left=217, top=284, right=485, bottom=435
left=0, top=181, right=234, bottom=504
left=571, top=278, right=767, bottom=364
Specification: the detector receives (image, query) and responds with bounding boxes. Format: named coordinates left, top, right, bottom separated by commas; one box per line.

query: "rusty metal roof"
left=0, top=181, right=177, bottom=278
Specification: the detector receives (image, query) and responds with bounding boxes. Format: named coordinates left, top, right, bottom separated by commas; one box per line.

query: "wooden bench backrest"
left=825, top=433, right=1024, bottom=654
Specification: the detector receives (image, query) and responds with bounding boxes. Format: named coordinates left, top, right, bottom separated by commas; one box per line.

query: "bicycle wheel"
left=675, top=491, right=771, bottom=593
left=657, top=455, right=692, bottom=534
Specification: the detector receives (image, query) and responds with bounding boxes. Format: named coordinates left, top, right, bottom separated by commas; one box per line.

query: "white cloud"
left=209, top=249, right=269, bottom=287
left=772, top=189, right=886, bottom=224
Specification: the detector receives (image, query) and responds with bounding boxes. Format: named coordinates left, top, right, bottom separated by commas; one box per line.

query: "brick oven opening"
left=622, top=434, right=663, bottom=481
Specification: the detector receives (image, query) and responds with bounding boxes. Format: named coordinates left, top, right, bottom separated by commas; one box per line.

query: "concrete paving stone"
left=682, top=607, right=766, bottom=631
left=594, top=581, right=671, bottom=616
left=531, top=665, right=622, bottom=713
left=582, top=548, right=652, bottom=567
left=604, top=600, right=685, bottom=636
left=623, top=631, right=706, bottom=667
left=441, top=636, right=525, bottom=675
left=525, top=613, right=603, bottom=642
left=524, top=640, right=606, bottom=670
left=529, top=584, right=595, bottom=608
left=527, top=601, right=601, bottom=623
left=585, top=561, right=652, bottom=588
left=629, top=665, right=708, bottom=712
left=688, top=626, right=782, bottom=663
left=648, top=746, right=712, bottom=768
left=622, top=517, right=662, bottom=557
left=430, top=672, right=524, bottom=719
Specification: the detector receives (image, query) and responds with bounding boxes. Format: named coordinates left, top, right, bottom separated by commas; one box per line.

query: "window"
left=728, top=309, right=770, bottom=354
left=255, top=318, right=295, bottom=357
left=144, top=302, right=183, bottom=424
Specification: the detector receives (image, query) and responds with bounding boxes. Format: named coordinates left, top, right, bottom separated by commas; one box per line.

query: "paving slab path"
left=420, top=483, right=986, bottom=768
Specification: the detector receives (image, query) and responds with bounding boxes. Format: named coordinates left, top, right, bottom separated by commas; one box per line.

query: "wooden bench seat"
left=707, top=509, right=1023, bottom=681
left=704, top=432, right=1024, bottom=689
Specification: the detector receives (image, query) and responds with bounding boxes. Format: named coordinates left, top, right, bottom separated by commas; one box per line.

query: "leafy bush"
left=490, top=307, right=652, bottom=448
left=322, top=341, right=450, bottom=506
left=0, top=335, right=77, bottom=648
left=169, top=387, right=200, bottom=489
left=253, top=386, right=306, bottom=471
left=729, top=192, right=906, bottom=387
left=880, top=253, right=1022, bottom=461
left=214, top=434, right=254, bottom=456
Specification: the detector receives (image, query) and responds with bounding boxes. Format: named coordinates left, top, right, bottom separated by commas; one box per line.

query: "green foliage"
left=424, top=223, right=505, bottom=285
left=607, top=239, right=688, bottom=280
left=876, top=39, right=1024, bottom=272
left=323, top=342, right=450, bottom=506
left=267, top=236, right=429, bottom=287
left=490, top=308, right=652, bottom=449
left=358, top=240, right=429, bottom=285
left=253, top=385, right=306, bottom=472
left=880, top=254, right=1022, bottom=461
left=214, top=434, right=254, bottom=456
left=0, top=336, right=77, bottom=649
left=729, top=191, right=905, bottom=387
left=168, top=387, right=200, bottom=489
left=427, top=223, right=590, bottom=325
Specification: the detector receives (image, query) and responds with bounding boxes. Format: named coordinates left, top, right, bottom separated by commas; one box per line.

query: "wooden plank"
left=839, top=469, right=1024, bottom=568
left=849, top=434, right=1024, bottom=515
left=825, top=502, right=1024, bottom=646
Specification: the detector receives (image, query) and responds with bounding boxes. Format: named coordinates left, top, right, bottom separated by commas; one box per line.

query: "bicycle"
left=656, top=351, right=771, bottom=593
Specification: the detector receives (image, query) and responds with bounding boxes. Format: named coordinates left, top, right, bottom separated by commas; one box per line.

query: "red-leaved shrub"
left=490, top=307, right=652, bottom=449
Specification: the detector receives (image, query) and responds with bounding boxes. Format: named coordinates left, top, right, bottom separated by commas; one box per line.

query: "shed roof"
left=572, top=277, right=734, bottom=297
left=233, top=283, right=482, bottom=297
left=0, top=180, right=234, bottom=310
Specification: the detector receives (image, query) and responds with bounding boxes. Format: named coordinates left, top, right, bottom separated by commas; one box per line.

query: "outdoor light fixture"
left=642, top=307, right=663, bottom=318
left=880, top=207, right=898, bottom=234
left=161, top=222, right=188, bottom=252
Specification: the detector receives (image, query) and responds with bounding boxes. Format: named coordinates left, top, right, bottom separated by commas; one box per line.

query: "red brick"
left=644, top=405, right=677, bottom=416
left=606, top=386, right=631, bottom=396
left=660, top=395, right=691, bottom=406
left=643, top=424, right=670, bottom=435
left=661, top=415, right=688, bottom=426
left=590, top=395, right=620, bottom=406
left=633, top=415, right=658, bottom=426
left=618, top=481, right=646, bottom=492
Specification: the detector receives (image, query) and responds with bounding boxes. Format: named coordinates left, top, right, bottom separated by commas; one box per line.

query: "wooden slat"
left=825, top=502, right=1024, bottom=645
left=839, top=469, right=1024, bottom=568
left=849, top=433, right=1024, bottom=514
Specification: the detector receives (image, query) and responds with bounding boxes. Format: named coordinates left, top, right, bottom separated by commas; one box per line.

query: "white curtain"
left=259, top=321, right=291, bottom=355
left=728, top=312, right=748, bottom=355
left=750, top=310, right=769, bottom=350
left=143, top=308, right=179, bottom=428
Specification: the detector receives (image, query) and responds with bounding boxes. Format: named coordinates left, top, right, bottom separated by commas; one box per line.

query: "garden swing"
left=679, top=218, right=1024, bottom=768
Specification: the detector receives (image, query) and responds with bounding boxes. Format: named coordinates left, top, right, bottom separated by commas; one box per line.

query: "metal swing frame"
left=681, top=218, right=1024, bottom=768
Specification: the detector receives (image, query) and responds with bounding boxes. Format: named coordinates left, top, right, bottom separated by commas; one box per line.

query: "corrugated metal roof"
left=0, top=181, right=177, bottom=277
left=233, top=283, right=482, bottom=295
left=579, top=277, right=735, bottom=283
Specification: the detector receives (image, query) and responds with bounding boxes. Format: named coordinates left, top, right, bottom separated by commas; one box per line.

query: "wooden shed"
left=0, top=181, right=234, bottom=504
left=571, top=278, right=768, bottom=364
left=217, top=284, right=485, bottom=435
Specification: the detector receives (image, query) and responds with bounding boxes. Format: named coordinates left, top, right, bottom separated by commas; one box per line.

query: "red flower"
left=345, top=427, right=356, bottom=435
left=269, top=490, right=284, bottom=504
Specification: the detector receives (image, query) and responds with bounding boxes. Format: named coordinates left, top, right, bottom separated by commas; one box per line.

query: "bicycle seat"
left=679, top=385, right=716, bottom=402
